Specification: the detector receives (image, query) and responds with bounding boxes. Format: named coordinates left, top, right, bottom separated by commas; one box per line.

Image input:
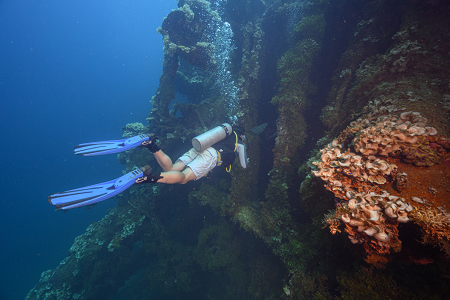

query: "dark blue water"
left=0, top=1, right=176, bottom=299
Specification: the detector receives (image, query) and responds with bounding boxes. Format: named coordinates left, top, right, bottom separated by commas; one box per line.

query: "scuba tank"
left=192, top=123, right=232, bottom=152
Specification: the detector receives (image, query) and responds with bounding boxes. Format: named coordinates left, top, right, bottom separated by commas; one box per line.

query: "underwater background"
left=0, top=0, right=176, bottom=299
left=2, top=0, right=450, bottom=299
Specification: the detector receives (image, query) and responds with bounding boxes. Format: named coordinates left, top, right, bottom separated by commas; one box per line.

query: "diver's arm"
left=236, top=142, right=248, bottom=168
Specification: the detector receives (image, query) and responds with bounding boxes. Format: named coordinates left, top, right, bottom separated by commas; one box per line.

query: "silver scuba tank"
left=192, top=123, right=232, bottom=152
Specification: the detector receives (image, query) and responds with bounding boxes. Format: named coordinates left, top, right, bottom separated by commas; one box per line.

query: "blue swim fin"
left=48, top=169, right=144, bottom=210
left=73, top=134, right=150, bottom=156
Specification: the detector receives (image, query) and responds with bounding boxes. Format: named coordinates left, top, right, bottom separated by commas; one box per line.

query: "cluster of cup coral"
left=314, top=141, right=409, bottom=253
left=313, top=98, right=443, bottom=257
left=353, top=110, right=438, bottom=166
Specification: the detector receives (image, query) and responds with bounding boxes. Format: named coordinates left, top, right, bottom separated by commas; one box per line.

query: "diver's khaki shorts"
left=177, top=147, right=218, bottom=179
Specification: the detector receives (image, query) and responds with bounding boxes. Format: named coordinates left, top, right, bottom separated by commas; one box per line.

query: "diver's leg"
left=153, top=150, right=177, bottom=171
left=158, top=167, right=196, bottom=184
left=153, top=150, right=190, bottom=172
left=171, top=160, right=186, bottom=172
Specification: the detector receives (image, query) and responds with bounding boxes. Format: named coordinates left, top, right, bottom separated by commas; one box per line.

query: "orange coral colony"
left=314, top=97, right=450, bottom=265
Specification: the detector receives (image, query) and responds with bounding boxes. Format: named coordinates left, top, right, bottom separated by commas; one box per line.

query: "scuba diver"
left=48, top=124, right=248, bottom=210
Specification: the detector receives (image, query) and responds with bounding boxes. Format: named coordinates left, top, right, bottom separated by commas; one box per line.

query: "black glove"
left=135, top=173, right=163, bottom=184
left=141, top=133, right=160, bottom=153
left=135, top=166, right=163, bottom=184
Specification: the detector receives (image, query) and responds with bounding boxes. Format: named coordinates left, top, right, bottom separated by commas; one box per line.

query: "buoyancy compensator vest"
left=211, top=131, right=248, bottom=171
left=213, top=133, right=237, bottom=167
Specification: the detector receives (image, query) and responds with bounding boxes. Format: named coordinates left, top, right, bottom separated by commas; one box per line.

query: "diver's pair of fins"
left=48, top=134, right=161, bottom=210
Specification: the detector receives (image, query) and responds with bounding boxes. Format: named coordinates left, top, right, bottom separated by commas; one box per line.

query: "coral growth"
left=410, top=206, right=450, bottom=255
left=157, top=2, right=216, bottom=69
left=314, top=98, right=450, bottom=264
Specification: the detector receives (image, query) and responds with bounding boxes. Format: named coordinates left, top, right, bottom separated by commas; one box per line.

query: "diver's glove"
left=135, top=165, right=163, bottom=184
left=141, top=133, right=160, bottom=153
